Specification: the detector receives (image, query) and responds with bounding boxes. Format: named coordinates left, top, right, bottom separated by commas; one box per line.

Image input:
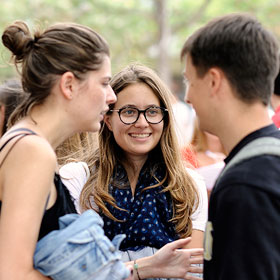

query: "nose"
left=134, top=112, right=149, bottom=127
left=106, top=86, right=117, bottom=105
left=184, top=87, right=191, bottom=104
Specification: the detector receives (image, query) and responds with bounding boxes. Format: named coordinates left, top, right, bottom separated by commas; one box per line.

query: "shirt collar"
left=225, top=124, right=278, bottom=164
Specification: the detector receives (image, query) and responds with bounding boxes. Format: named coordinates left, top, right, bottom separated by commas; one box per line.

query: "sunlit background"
left=1, top=0, right=280, bottom=98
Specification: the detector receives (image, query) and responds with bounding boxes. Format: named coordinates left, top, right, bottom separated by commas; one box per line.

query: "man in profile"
left=181, top=13, right=280, bottom=279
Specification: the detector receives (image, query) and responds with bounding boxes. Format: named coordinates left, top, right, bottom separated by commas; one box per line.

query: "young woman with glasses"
left=60, top=63, right=207, bottom=279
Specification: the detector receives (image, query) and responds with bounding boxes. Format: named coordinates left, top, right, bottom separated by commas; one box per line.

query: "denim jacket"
left=34, top=209, right=130, bottom=280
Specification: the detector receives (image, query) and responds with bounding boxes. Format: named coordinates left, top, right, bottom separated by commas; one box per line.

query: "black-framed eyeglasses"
left=110, top=106, right=168, bottom=125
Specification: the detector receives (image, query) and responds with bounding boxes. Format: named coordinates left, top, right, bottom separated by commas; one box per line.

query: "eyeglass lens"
left=120, top=107, right=165, bottom=124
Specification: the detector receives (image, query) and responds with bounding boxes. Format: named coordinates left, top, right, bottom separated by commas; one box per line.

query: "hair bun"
left=2, top=20, right=34, bottom=61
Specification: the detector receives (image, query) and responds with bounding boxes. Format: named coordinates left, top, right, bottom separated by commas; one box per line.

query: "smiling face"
left=104, top=82, right=164, bottom=162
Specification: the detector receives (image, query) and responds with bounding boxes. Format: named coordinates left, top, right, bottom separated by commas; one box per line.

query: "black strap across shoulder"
left=0, top=128, right=36, bottom=152
left=0, top=128, right=37, bottom=168
left=0, top=128, right=52, bottom=218
left=5, top=128, right=36, bottom=135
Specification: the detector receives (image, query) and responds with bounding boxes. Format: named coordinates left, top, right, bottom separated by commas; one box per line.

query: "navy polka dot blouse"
left=100, top=161, right=179, bottom=251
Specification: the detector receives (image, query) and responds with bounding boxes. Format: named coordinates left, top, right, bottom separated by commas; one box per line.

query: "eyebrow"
left=119, top=104, right=160, bottom=108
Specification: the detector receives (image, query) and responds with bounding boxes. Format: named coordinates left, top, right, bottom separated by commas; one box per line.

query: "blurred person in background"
left=190, top=117, right=226, bottom=199
left=171, top=75, right=195, bottom=148
left=0, top=79, right=24, bottom=137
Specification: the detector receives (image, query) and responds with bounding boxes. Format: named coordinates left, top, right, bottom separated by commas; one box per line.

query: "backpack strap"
left=216, top=136, right=280, bottom=185
left=0, top=129, right=37, bottom=169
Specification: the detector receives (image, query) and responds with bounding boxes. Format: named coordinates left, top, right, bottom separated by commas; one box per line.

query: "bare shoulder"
left=17, top=134, right=54, bottom=158
left=0, top=133, right=57, bottom=206
left=0, top=133, right=56, bottom=173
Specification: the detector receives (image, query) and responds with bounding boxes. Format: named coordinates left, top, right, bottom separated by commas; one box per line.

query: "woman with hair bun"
left=0, top=20, right=117, bottom=279
left=0, top=21, right=203, bottom=280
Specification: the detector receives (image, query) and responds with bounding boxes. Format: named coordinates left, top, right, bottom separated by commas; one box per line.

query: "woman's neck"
left=17, top=102, right=75, bottom=149
left=123, top=154, right=148, bottom=195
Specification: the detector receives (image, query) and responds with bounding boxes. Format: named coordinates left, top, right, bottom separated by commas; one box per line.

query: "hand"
left=124, top=264, right=133, bottom=280
left=148, top=238, right=203, bottom=280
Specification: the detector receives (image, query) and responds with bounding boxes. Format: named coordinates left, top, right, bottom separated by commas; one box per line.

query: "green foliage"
left=0, top=0, right=279, bottom=82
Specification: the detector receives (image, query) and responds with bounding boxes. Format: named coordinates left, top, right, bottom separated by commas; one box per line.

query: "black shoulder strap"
left=0, top=129, right=37, bottom=168
left=0, top=128, right=36, bottom=152
left=5, top=128, right=36, bottom=136
left=0, top=129, right=51, bottom=211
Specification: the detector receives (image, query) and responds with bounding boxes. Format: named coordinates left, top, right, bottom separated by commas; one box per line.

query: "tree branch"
left=172, top=0, right=212, bottom=33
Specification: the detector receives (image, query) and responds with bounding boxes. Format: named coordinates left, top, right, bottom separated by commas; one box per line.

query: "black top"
left=204, top=124, right=280, bottom=280
left=0, top=128, right=77, bottom=240
left=37, top=173, right=77, bottom=239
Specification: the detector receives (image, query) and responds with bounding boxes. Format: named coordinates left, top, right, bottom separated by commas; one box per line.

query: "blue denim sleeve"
left=34, top=210, right=130, bottom=280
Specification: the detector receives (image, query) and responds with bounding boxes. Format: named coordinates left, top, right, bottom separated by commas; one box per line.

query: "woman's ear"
left=104, top=114, right=113, bottom=131
left=59, top=71, right=77, bottom=100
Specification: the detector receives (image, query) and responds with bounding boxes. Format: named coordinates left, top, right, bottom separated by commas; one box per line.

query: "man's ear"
left=208, top=68, right=223, bottom=97
left=59, top=72, right=77, bottom=100
left=104, top=114, right=113, bottom=131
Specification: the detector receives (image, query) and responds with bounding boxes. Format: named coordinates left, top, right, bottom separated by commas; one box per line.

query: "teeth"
left=130, top=133, right=150, bottom=138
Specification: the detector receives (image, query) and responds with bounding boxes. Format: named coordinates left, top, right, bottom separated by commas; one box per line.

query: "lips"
left=100, top=108, right=108, bottom=120
left=129, top=133, right=151, bottom=138
left=101, top=109, right=108, bottom=115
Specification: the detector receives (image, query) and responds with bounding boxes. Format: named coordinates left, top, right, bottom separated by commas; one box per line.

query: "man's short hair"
left=181, top=13, right=280, bottom=105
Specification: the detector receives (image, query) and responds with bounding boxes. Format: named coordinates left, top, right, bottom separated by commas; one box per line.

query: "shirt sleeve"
left=186, top=168, right=208, bottom=231
left=59, top=161, right=89, bottom=214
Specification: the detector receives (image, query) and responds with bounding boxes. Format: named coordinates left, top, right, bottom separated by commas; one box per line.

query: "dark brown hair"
left=181, top=13, right=280, bottom=105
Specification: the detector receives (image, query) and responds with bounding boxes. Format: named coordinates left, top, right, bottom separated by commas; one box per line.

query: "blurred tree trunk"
left=154, top=0, right=171, bottom=87
left=153, top=0, right=212, bottom=87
